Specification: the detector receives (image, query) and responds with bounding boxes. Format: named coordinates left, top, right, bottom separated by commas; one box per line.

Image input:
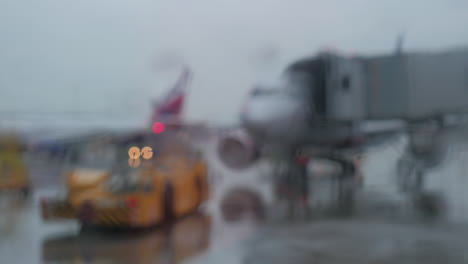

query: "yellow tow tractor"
left=0, top=134, right=30, bottom=197
left=40, top=132, right=209, bottom=228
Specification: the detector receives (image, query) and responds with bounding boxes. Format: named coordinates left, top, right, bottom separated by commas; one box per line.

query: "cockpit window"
left=250, top=87, right=275, bottom=97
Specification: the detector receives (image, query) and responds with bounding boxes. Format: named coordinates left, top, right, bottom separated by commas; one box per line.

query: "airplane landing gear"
left=272, top=153, right=310, bottom=221
left=328, top=157, right=358, bottom=217
left=271, top=149, right=359, bottom=221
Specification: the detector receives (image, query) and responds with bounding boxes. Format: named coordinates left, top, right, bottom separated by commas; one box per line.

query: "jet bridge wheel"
left=396, top=150, right=445, bottom=218
left=398, top=119, right=447, bottom=193
left=396, top=154, right=424, bottom=193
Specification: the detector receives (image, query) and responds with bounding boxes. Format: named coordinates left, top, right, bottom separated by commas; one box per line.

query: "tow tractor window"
left=70, top=143, right=117, bottom=169
left=106, top=171, right=154, bottom=193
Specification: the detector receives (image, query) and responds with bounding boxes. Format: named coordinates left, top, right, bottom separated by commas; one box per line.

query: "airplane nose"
left=242, top=97, right=278, bottom=128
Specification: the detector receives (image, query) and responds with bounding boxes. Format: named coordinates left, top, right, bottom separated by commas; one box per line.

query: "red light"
left=152, top=122, right=166, bottom=134
left=296, top=155, right=309, bottom=167
left=126, top=196, right=138, bottom=208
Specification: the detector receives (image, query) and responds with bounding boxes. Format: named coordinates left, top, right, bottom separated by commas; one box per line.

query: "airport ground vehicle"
left=0, top=134, right=30, bottom=197
left=40, top=132, right=209, bottom=228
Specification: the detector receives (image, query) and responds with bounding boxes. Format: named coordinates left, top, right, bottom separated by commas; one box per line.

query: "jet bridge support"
left=396, top=118, right=449, bottom=217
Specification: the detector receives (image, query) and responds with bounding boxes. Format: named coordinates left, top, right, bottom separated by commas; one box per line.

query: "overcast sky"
left=1, top=0, right=468, bottom=127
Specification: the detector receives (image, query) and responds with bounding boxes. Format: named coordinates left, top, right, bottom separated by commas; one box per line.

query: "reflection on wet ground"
left=0, top=138, right=269, bottom=264
left=42, top=213, right=211, bottom=264
left=0, top=188, right=264, bottom=264
left=243, top=220, right=468, bottom=264
left=221, top=187, right=265, bottom=222
left=3, top=137, right=468, bottom=263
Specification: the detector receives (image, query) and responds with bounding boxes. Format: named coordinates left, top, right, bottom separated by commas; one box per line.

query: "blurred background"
left=2, top=0, right=468, bottom=263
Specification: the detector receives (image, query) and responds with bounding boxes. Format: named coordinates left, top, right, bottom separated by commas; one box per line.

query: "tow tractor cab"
left=0, top=133, right=30, bottom=196
left=40, top=131, right=209, bottom=228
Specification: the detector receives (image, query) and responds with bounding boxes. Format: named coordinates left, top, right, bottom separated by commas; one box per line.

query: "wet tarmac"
left=2, top=136, right=468, bottom=263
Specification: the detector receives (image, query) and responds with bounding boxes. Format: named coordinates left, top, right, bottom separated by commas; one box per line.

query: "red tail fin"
left=149, top=66, right=192, bottom=127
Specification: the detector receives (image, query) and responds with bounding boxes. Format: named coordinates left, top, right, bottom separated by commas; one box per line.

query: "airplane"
left=217, top=45, right=468, bottom=215
left=217, top=73, right=404, bottom=215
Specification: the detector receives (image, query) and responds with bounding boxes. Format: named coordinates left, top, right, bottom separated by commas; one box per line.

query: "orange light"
left=141, top=146, right=153, bottom=159
left=128, top=146, right=141, bottom=159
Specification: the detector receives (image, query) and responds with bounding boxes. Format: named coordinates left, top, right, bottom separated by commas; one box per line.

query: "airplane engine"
left=217, top=130, right=260, bottom=170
